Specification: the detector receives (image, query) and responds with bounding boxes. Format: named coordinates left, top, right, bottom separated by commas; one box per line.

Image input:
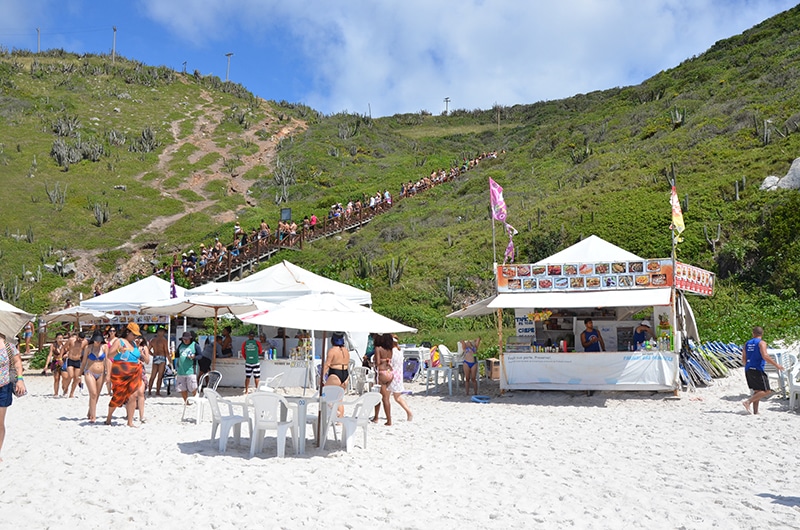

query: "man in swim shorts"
left=147, top=327, right=170, bottom=396
left=742, top=326, right=783, bottom=414
left=175, top=332, right=198, bottom=406
left=64, top=331, right=88, bottom=398
left=241, top=331, right=263, bottom=394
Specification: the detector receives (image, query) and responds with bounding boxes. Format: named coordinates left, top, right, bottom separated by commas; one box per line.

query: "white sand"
left=1, top=371, right=798, bottom=529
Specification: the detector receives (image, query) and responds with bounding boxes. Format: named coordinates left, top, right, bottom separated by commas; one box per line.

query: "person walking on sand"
left=81, top=331, right=108, bottom=423
left=742, top=326, right=783, bottom=415
left=175, top=332, right=198, bottom=406
left=105, top=323, right=150, bottom=427
left=147, top=327, right=170, bottom=396
left=64, top=331, right=88, bottom=397
left=43, top=332, right=66, bottom=396
left=387, top=336, right=412, bottom=421
left=22, top=321, right=34, bottom=356
left=0, top=334, right=26, bottom=463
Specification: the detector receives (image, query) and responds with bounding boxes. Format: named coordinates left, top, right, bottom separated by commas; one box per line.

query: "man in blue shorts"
left=742, top=326, right=783, bottom=414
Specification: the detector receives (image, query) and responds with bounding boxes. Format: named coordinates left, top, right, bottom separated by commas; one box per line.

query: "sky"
left=0, top=0, right=796, bottom=117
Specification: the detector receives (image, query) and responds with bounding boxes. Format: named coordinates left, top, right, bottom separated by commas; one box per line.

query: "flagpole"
left=491, top=219, right=497, bottom=264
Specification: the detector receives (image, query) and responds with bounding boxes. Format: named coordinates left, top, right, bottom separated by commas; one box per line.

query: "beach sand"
left=0, top=371, right=798, bottom=529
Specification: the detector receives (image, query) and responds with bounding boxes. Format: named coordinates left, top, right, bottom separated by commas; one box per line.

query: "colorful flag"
left=170, top=268, right=177, bottom=299
left=503, top=223, right=518, bottom=264
left=670, top=186, right=685, bottom=234
left=489, top=178, right=507, bottom=221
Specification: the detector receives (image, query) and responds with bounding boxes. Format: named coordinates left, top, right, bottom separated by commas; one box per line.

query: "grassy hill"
left=3, top=6, right=800, bottom=347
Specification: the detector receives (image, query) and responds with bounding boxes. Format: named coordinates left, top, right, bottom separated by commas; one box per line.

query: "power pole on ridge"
left=225, top=52, right=233, bottom=81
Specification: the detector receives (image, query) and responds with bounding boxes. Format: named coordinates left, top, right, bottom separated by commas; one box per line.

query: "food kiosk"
left=473, top=236, right=712, bottom=392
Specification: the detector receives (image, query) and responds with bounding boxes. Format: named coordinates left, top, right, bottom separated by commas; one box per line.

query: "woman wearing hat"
left=81, top=331, right=108, bottom=423
left=105, top=322, right=150, bottom=427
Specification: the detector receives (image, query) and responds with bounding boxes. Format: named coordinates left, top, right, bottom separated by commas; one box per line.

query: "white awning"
left=488, top=288, right=672, bottom=309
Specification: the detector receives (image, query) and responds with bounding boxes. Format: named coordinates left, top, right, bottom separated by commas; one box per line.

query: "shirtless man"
left=64, top=331, right=88, bottom=397
left=147, top=327, right=171, bottom=396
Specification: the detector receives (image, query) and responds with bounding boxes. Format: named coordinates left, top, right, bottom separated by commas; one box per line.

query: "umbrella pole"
left=212, top=309, right=218, bottom=371
left=317, top=330, right=327, bottom=447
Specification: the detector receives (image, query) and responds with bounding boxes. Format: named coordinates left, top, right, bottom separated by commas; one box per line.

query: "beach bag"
left=378, top=368, right=394, bottom=385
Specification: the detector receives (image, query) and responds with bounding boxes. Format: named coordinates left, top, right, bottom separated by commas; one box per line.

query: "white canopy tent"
left=188, top=260, right=372, bottom=305
left=81, top=276, right=186, bottom=313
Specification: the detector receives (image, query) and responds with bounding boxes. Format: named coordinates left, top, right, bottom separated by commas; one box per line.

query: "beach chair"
left=351, top=366, right=375, bottom=394
left=306, top=385, right=345, bottom=450
left=403, top=352, right=422, bottom=382
left=247, top=392, right=298, bottom=458
left=336, top=391, right=383, bottom=452
left=205, top=389, right=251, bottom=453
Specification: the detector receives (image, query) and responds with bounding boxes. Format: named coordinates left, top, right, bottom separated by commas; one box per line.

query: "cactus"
left=670, top=107, right=686, bottom=128
left=52, top=115, right=81, bottom=137
left=354, top=255, right=374, bottom=279
left=273, top=156, right=296, bottom=204
left=704, top=224, right=721, bottom=254
left=129, top=126, right=159, bottom=153
left=93, top=201, right=111, bottom=226
left=444, top=276, right=456, bottom=305
left=25, top=225, right=34, bottom=243
left=385, top=257, right=409, bottom=287
left=44, top=182, right=67, bottom=210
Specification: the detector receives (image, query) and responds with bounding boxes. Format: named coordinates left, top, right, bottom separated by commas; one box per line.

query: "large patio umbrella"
left=140, top=292, right=258, bottom=369
left=240, top=291, right=416, bottom=445
left=43, top=305, right=114, bottom=330
left=0, top=299, right=34, bottom=340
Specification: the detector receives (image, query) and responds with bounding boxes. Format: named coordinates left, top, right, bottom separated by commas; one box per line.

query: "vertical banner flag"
left=504, top=223, right=518, bottom=264
left=489, top=177, right=507, bottom=221
left=670, top=186, right=685, bottom=234
left=170, top=268, right=177, bottom=299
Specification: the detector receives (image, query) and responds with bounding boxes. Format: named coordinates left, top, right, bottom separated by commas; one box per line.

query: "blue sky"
left=0, top=1, right=796, bottom=117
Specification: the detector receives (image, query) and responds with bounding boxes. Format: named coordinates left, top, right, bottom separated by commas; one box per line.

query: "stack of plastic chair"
left=425, top=344, right=453, bottom=395
left=788, top=363, right=800, bottom=412
left=204, top=388, right=251, bottom=453
left=247, top=391, right=298, bottom=458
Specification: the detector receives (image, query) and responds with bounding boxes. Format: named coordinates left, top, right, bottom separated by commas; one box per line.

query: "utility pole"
left=36, top=27, right=40, bottom=53
left=112, top=26, right=117, bottom=63
left=443, top=97, right=450, bottom=116
left=182, top=61, right=187, bottom=74
left=225, top=52, right=233, bottom=81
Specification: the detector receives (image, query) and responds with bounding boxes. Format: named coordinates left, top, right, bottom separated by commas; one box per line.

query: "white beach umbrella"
left=43, top=305, right=114, bottom=330
left=239, top=292, right=416, bottom=334
left=140, top=292, right=258, bottom=368
left=0, top=299, right=34, bottom=340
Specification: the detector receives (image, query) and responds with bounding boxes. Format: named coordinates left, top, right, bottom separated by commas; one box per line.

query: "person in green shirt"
left=241, top=330, right=263, bottom=394
left=175, top=332, right=198, bottom=405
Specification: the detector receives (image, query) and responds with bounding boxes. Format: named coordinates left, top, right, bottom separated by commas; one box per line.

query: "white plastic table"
left=283, top=396, right=309, bottom=455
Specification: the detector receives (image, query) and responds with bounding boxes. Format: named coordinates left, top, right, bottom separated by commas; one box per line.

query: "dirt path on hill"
left=60, top=96, right=306, bottom=298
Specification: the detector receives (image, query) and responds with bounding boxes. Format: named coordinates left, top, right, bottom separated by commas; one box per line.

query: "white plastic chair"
left=247, top=391, right=298, bottom=458
left=788, top=363, right=800, bottom=412
left=351, top=366, right=375, bottom=395
left=337, top=391, right=383, bottom=452
left=425, top=345, right=453, bottom=395
left=187, top=370, right=222, bottom=422
left=258, top=372, right=284, bottom=392
left=204, top=388, right=251, bottom=453
left=307, top=385, right=345, bottom=450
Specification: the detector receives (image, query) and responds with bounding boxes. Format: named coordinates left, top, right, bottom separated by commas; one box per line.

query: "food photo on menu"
left=564, top=264, right=578, bottom=275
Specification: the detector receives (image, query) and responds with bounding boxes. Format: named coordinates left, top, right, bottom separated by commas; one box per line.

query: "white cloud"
left=138, top=0, right=798, bottom=116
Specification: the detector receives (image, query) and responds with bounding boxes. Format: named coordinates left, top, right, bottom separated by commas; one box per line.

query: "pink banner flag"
left=489, top=178, right=507, bottom=221
left=503, top=223, right=518, bottom=264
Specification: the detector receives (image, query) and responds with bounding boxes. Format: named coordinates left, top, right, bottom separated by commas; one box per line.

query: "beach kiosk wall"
left=486, top=236, right=692, bottom=392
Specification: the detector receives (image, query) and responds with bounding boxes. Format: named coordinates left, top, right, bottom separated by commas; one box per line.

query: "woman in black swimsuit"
left=322, top=332, right=349, bottom=415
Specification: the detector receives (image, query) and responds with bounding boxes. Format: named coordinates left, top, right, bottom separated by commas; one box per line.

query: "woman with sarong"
left=105, top=323, right=150, bottom=427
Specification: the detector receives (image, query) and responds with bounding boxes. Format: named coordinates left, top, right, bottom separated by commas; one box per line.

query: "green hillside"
left=3, top=6, right=800, bottom=346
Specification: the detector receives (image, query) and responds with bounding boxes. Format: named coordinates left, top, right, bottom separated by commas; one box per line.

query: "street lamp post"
left=225, top=52, right=234, bottom=81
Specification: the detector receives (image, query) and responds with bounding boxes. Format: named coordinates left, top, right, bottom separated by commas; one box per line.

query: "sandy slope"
left=0, top=372, right=797, bottom=529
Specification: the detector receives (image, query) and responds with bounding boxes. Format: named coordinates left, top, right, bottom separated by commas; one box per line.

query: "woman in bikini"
left=105, top=323, right=150, bottom=427
left=322, top=332, right=350, bottom=416
left=44, top=333, right=66, bottom=396
left=386, top=335, right=412, bottom=423
left=372, top=333, right=395, bottom=425
left=81, top=331, right=108, bottom=422
left=459, top=337, right=481, bottom=396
